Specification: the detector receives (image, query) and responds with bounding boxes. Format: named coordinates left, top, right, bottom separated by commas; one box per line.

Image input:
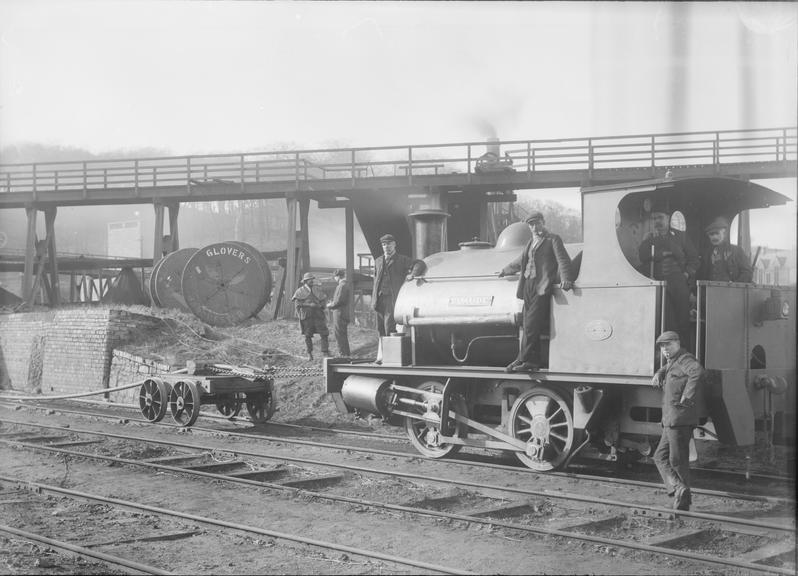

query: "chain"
left=206, top=363, right=323, bottom=379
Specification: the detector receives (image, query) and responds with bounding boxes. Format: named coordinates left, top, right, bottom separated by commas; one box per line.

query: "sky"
left=0, top=0, right=796, bottom=247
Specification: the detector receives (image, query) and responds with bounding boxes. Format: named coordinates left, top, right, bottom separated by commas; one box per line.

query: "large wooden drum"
left=181, top=241, right=272, bottom=326
left=151, top=248, right=199, bottom=311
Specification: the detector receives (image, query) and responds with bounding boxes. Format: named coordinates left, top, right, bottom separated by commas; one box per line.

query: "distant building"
left=753, top=246, right=796, bottom=286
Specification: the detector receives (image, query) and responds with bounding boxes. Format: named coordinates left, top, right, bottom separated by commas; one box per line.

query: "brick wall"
left=0, top=307, right=167, bottom=398
left=107, top=350, right=172, bottom=404
left=0, top=311, right=49, bottom=392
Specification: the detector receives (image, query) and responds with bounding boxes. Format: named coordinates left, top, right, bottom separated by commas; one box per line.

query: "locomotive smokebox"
left=341, top=375, right=396, bottom=417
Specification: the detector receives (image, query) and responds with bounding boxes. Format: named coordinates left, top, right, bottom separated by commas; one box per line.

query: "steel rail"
left=1, top=417, right=793, bottom=534
left=0, top=523, right=173, bottom=575
left=1, top=402, right=793, bottom=504
left=1, top=444, right=791, bottom=576
left=0, top=474, right=473, bottom=576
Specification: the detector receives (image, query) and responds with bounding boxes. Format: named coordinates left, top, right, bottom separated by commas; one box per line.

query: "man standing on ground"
left=327, top=268, right=351, bottom=356
left=291, top=272, right=330, bottom=361
left=499, top=211, right=573, bottom=372
left=372, top=234, right=426, bottom=337
left=651, top=330, right=704, bottom=511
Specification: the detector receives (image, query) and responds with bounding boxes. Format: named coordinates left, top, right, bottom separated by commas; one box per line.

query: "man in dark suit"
left=372, top=234, right=426, bottom=337
left=327, top=268, right=351, bottom=356
left=499, top=212, right=573, bottom=372
left=638, top=204, right=699, bottom=342
left=697, top=217, right=753, bottom=283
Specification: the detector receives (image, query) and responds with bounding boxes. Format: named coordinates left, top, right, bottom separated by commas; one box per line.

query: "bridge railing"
left=1, top=127, right=794, bottom=195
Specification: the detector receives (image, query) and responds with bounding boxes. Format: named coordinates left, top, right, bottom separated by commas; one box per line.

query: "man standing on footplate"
left=651, top=330, right=704, bottom=511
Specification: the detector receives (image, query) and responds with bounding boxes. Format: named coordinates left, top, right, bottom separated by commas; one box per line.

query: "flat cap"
left=332, top=268, right=345, bottom=277
left=525, top=211, right=544, bottom=224
left=301, top=272, right=316, bottom=282
left=656, top=330, right=680, bottom=344
left=649, top=198, right=671, bottom=215
left=705, top=217, right=729, bottom=233
left=379, top=234, right=396, bottom=243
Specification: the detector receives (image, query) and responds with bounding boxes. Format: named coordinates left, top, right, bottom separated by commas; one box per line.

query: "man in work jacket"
left=638, top=204, right=699, bottom=344
left=651, top=330, right=704, bottom=511
left=291, top=272, right=330, bottom=361
left=371, top=233, right=426, bottom=337
left=327, top=268, right=351, bottom=357
left=697, top=217, right=753, bottom=283
left=499, top=211, right=573, bottom=372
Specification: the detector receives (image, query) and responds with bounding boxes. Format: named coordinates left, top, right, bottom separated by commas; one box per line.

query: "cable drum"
left=148, top=257, right=166, bottom=307
left=152, top=248, right=199, bottom=311
left=181, top=241, right=273, bottom=326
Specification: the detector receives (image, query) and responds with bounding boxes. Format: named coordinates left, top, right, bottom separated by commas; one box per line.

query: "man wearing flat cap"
left=327, top=268, right=351, bottom=356
left=372, top=233, right=426, bottom=338
left=651, top=330, right=704, bottom=511
left=499, top=211, right=574, bottom=372
left=697, top=217, right=752, bottom=283
left=638, top=202, right=699, bottom=343
left=291, top=272, right=330, bottom=360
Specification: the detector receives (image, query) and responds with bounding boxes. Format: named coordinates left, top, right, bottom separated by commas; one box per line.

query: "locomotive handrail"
left=0, top=126, right=794, bottom=195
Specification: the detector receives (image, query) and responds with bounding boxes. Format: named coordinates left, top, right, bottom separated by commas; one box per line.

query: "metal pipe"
left=406, top=313, right=517, bottom=327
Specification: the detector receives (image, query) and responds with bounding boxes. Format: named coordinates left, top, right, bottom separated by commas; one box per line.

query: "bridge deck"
left=1, top=127, right=795, bottom=208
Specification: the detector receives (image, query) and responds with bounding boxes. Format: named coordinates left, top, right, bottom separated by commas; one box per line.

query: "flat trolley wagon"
left=138, top=361, right=275, bottom=427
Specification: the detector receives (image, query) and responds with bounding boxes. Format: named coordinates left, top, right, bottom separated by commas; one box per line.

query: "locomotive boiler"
left=325, top=176, right=795, bottom=471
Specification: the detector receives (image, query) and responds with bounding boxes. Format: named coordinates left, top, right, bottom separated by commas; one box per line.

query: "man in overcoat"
left=499, top=212, right=573, bottom=372
left=638, top=204, right=699, bottom=343
left=327, top=268, right=351, bottom=356
left=291, top=272, right=330, bottom=360
left=697, top=217, right=753, bottom=283
left=651, top=330, right=704, bottom=511
left=371, top=234, right=426, bottom=337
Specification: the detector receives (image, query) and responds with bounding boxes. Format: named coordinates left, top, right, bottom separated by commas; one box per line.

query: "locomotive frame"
left=325, top=176, right=795, bottom=471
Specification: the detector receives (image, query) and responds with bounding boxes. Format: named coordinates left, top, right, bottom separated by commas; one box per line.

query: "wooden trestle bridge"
left=1, top=126, right=795, bottom=316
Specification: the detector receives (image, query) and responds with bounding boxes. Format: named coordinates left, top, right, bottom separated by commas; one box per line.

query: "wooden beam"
left=345, top=204, right=355, bottom=318
left=22, top=207, right=37, bottom=298
left=153, top=203, right=165, bottom=260
left=44, top=207, right=60, bottom=306
left=167, top=202, right=180, bottom=251
left=299, top=197, right=310, bottom=273
left=282, top=196, right=298, bottom=319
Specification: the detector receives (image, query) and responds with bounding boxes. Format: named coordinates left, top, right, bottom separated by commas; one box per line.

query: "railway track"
left=1, top=413, right=795, bottom=574
left=2, top=398, right=793, bottom=502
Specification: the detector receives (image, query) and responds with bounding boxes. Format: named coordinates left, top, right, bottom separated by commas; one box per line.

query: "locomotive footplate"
left=137, top=363, right=276, bottom=428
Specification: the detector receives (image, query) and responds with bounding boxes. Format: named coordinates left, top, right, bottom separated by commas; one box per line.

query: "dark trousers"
left=654, top=425, right=693, bottom=495
left=333, top=311, right=350, bottom=356
left=375, top=295, right=396, bottom=337
left=519, top=284, right=550, bottom=365
left=299, top=314, right=329, bottom=355
left=664, top=273, right=691, bottom=345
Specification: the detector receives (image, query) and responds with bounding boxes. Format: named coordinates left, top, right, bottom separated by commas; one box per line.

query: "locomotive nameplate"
left=584, top=319, right=613, bottom=341
left=448, top=295, right=494, bottom=307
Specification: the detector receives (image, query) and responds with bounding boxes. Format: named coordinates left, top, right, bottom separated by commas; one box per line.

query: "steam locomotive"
left=325, top=176, right=795, bottom=471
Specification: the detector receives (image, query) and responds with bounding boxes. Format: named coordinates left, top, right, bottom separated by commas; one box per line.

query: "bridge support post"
left=282, top=196, right=298, bottom=319
left=22, top=206, right=37, bottom=300
left=167, top=202, right=180, bottom=252
left=44, top=207, right=60, bottom=306
left=153, top=203, right=165, bottom=260
left=299, top=197, right=310, bottom=273
left=345, top=203, right=355, bottom=319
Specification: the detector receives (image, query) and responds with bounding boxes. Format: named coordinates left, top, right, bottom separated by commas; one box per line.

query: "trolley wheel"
left=169, top=380, right=202, bottom=427
left=245, top=386, right=275, bottom=424
left=404, top=380, right=467, bottom=459
left=138, top=378, right=169, bottom=423
left=508, top=386, right=575, bottom=471
left=215, top=393, right=242, bottom=419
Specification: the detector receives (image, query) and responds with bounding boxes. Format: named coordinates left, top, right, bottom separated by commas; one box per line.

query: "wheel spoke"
left=549, top=421, right=569, bottom=429
left=547, top=406, right=564, bottom=422
left=549, top=431, right=568, bottom=443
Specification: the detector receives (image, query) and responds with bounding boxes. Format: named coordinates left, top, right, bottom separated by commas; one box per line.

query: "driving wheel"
left=509, top=386, right=575, bottom=471
left=404, top=380, right=467, bottom=459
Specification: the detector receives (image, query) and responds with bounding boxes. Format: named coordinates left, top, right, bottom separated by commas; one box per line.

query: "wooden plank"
left=279, top=474, right=345, bottom=489
left=734, top=538, right=796, bottom=564
left=142, top=453, right=206, bottom=464
left=466, top=501, right=539, bottom=519
left=83, top=530, right=201, bottom=549
left=182, top=460, right=247, bottom=473
left=643, top=528, right=710, bottom=548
